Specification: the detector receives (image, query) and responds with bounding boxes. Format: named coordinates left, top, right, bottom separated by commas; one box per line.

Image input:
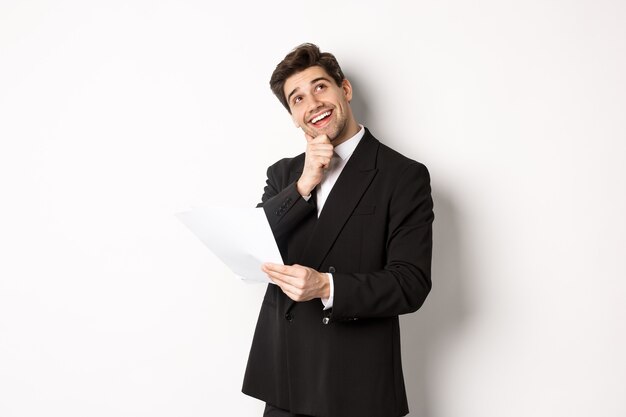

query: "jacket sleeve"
left=257, top=161, right=316, bottom=249
left=330, top=162, right=434, bottom=320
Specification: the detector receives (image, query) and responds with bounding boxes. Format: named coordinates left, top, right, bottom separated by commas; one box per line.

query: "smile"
left=310, top=110, right=332, bottom=125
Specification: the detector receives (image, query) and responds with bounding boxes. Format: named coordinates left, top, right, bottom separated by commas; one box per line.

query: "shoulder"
left=366, top=129, right=430, bottom=176
left=266, top=152, right=305, bottom=176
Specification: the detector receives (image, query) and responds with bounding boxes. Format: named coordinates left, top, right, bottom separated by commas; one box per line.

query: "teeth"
left=311, top=111, right=331, bottom=124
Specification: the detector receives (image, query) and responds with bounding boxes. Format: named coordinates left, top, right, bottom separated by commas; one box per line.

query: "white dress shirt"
left=303, top=126, right=365, bottom=309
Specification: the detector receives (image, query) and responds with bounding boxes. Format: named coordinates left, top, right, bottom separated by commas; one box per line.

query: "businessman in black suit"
left=242, top=43, right=434, bottom=417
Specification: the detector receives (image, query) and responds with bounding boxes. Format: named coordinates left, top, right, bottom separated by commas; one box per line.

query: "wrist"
left=296, top=179, right=314, bottom=197
left=320, top=272, right=331, bottom=299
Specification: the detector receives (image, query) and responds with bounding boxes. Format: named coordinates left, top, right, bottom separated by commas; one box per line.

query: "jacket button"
left=328, top=266, right=336, bottom=273
left=322, top=317, right=330, bottom=325
left=285, top=312, right=293, bottom=322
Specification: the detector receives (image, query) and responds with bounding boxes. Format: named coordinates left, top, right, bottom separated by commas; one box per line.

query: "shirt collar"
left=334, top=125, right=365, bottom=161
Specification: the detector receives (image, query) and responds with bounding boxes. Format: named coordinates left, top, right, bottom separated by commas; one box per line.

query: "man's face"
left=284, top=66, right=357, bottom=145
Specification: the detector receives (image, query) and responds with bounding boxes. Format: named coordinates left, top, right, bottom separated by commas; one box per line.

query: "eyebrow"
left=286, top=76, right=332, bottom=104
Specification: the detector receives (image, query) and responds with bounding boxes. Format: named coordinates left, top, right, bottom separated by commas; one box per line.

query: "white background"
left=1, top=1, right=625, bottom=416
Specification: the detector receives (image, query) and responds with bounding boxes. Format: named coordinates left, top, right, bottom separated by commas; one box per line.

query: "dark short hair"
left=270, top=43, right=345, bottom=113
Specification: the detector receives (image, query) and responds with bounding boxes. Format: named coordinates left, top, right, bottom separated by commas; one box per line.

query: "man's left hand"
left=262, top=263, right=330, bottom=302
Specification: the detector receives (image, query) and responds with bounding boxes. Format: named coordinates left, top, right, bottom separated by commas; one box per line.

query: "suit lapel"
left=283, top=131, right=379, bottom=314
left=301, top=131, right=379, bottom=270
left=290, top=164, right=303, bottom=185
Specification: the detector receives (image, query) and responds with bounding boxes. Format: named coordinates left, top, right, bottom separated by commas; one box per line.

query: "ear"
left=342, top=79, right=353, bottom=102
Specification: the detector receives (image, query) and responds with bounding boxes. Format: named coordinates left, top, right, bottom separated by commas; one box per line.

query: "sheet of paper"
left=176, top=206, right=282, bottom=283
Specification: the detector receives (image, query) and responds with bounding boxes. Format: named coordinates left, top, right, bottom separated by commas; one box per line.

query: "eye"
left=315, top=83, right=326, bottom=92
left=293, top=96, right=302, bottom=105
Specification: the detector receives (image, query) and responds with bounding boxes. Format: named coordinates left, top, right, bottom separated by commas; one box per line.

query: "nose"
left=306, top=96, right=324, bottom=115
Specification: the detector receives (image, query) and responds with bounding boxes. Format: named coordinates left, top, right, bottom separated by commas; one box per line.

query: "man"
left=242, top=43, right=434, bottom=417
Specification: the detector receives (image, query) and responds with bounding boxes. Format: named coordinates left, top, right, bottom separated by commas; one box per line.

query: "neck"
left=332, top=117, right=360, bottom=146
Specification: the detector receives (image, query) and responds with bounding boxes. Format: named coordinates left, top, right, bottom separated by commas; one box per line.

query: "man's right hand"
left=297, top=133, right=334, bottom=197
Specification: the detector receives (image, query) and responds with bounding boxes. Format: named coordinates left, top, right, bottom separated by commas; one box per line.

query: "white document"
left=176, top=206, right=282, bottom=283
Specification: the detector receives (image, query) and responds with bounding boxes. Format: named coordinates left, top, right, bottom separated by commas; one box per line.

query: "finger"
left=310, top=134, right=331, bottom=144
left=310, top=150, right=334, bottom=159
left=310, top=155, right=332, bottom=164
left=282, top=288, right=307, bottom=302
left=262, top=262, right=292, bottom=274
left=308, top=149, right=334, bottom=159
left=265, top=269, right=296, bottom=284
left=262, top=264, right=295, bottom=280
left=268, top=271, right=308, bottom=291
left=316, top=134, right=330, bottom=143
left=309, top=144, right=334, bottom=152
left=271, top=277, right=304, bottom=301
left=276, top=280, right=308, bottom=300
left=316, top=158, right=332, bottom=169
left=263, top=263, right=309, bottom=278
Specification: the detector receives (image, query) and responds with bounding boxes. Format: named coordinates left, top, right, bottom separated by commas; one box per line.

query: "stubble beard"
left=305, top=112, right=346, bottom=143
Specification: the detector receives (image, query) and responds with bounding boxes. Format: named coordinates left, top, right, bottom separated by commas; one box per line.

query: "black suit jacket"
left=242, top=129, right=434, bottom=417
